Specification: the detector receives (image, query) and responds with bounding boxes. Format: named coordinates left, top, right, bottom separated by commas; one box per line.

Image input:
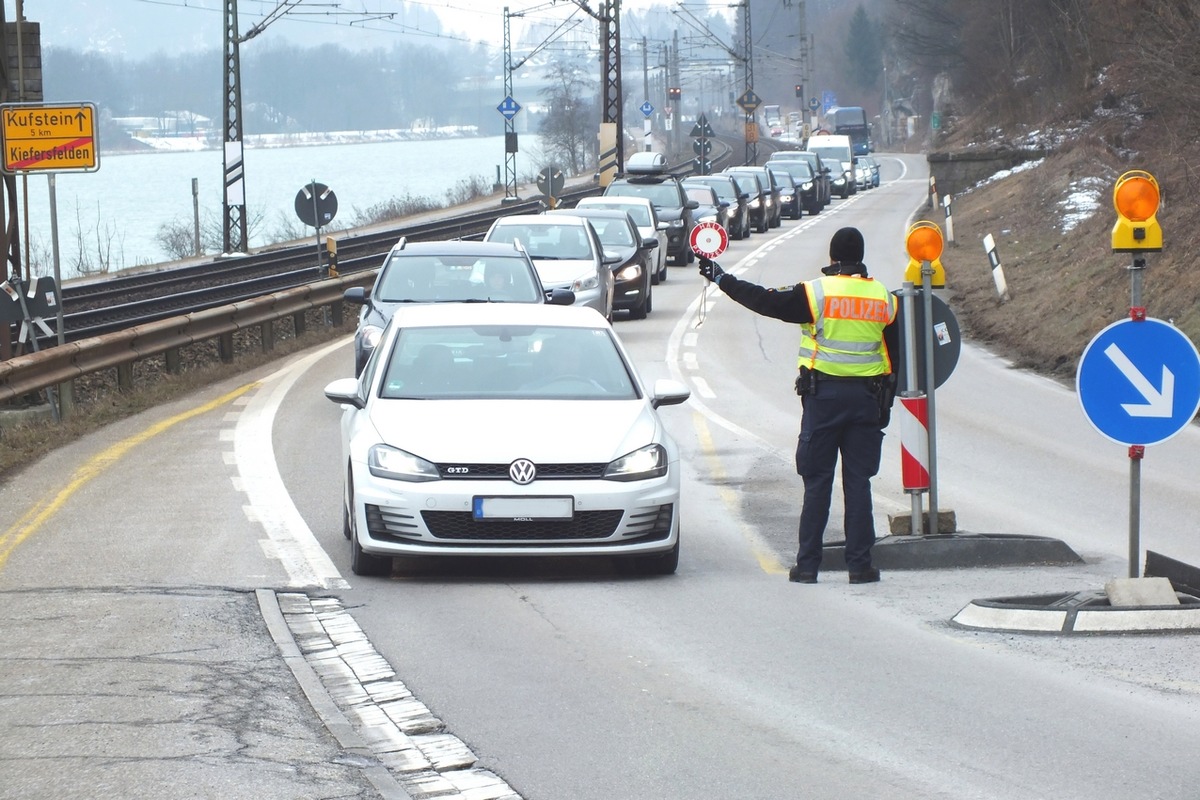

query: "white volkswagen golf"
left=323, top=303, right=690, bottom=577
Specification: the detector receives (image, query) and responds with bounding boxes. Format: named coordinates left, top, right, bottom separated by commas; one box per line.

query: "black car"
left=681, top=182, right=732, bottom=237
left=343, top=238, right=573, bottom=374
left=733, top=166, right=785, bottom=228
left=605, top=152, right=699, bottom=267
left=682, top=174, right=751, bottom=240
left=550, top=207, right=657, bottom=319
left=769, top=160, right=820, bottom=216
left=766, top=166, right=804, bottom=220
left=723, top=170, right=769, bottom=234
left=768, top=151, right=831, bottom=208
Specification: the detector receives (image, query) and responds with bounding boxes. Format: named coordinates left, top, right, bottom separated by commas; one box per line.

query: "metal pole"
left=310, top=179, right=324, bottom=277
left=900, top=280, right=924, bottom=531
left=48, top=174, right=64, bottom=347
left=192, top=178, right=201, bottom=256
left=1128, top=254, right=1146, bottom=577
left=922, top=266, right=939, bottom=531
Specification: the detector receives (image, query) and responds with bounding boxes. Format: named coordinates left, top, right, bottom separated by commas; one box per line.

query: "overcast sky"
left=6, top=0, right=708, bottom=60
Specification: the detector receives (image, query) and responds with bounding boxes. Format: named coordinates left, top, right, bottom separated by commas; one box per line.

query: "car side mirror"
left=546, top=288, right=576, bottom=305
left=650, top=378, right=691, bottom=409
left=343, top=286, right=369, bottom=305
left=642, top=236, right=660, bottom=250
left=686, top=199, right=700, bottom=210
left=718, top=201, right=729, bottom=208
left=324, top=378, right=365, bottom=409
left=603, top=253, right=623, bottom=266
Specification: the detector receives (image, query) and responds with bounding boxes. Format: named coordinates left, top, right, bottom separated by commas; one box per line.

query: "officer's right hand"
left=699, top=257, right=725, bottom=283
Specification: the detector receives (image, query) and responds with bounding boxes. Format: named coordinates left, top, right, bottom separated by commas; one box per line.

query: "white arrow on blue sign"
left=497, top=96, right=521, bottom=120
left=640, top=101, right=654, bottom=118
left=1077, top=317, right=1200, bottom=446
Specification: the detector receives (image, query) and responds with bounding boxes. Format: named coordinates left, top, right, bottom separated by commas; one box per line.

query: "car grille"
left=365, top=504, right=674, bottom=544
left=422, top=509, right=624, bottom=540
left=434, top=462, right=608, bottom=479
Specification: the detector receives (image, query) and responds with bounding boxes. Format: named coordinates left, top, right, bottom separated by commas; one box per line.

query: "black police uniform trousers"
left=794, top=376, right=884, bottom=574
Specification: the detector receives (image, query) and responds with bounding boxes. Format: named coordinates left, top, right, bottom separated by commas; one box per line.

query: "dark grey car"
left=344, top=239, right=573, bottom=375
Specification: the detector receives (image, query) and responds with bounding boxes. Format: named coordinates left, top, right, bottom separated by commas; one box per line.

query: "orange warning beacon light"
left=903, top=221, right=946, bottom=287
left=1112, top=170, right=1162, bottom=253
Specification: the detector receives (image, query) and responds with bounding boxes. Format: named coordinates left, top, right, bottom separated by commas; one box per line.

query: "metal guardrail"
left=0, top=272, right=372, bottom=407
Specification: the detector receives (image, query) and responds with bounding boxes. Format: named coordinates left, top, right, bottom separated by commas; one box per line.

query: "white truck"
left=804, top=133, right=857, bottom=198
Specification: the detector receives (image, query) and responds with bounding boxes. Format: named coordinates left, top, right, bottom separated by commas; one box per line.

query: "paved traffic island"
left=952, top=577, right=1200, bottom=634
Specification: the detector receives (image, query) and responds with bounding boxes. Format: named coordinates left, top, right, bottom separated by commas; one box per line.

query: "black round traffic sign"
left=295, top=182, right=338, bottom=227
left=893, top=290, right=961, bottom=391
left=537, top=165, right=565, bottom=197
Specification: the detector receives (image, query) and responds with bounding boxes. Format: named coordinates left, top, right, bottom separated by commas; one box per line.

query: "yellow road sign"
left=1, top=102, right=99, bottom=173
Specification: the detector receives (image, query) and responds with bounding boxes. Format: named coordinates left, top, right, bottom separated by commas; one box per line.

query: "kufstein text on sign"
left=0, top=102, right=99, bottom=172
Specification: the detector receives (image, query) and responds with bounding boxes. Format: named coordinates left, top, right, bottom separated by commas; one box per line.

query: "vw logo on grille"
left=509, top=458, right=537, bottom=484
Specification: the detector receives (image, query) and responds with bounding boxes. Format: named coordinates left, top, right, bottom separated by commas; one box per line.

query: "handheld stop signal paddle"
left=690, top=221, right=729, bottom=259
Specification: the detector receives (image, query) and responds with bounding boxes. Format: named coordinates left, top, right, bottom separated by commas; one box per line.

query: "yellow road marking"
left=692, top=411, right=787, bottom=575
left=0, top=382, right=260, bottom=570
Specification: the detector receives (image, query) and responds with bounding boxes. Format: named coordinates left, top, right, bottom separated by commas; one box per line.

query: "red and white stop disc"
left=689, top=221, right=728, bottom=259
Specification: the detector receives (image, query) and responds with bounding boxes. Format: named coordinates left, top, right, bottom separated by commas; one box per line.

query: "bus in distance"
left=825, top=106, right=871, bottom=155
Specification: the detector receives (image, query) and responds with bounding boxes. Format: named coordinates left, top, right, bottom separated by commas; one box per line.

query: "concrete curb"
left=258, top=589, right=524, bottom=800
left=950, top=590, right=1200, bottom=634
left=820, top=532, right=1083, bottom=571
left=257, top=589, right=415, bottom=800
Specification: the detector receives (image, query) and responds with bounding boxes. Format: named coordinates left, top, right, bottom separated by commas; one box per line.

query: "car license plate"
left=473, top=496, right=574, bottom=520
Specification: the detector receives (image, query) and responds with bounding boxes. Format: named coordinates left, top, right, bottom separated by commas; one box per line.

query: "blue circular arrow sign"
left=1077, top=317, right=1200, bottom=446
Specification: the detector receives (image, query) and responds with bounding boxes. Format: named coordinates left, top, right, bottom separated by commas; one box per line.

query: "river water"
left=14, top=134, right=546, bottom=280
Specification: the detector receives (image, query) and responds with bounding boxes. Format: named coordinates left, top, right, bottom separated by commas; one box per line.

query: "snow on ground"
left=1058, top=176, right=1108, bottom=233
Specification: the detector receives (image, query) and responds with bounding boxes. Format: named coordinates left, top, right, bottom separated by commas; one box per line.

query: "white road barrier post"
left=982, top=233, right=1010, bottom=302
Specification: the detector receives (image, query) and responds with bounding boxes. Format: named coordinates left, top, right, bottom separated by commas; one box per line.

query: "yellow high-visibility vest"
left=797, top=275, right=896, bottom=376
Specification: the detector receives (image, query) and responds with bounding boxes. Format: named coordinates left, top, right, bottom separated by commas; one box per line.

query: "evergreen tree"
left=843, top=5, right=883, bottom=94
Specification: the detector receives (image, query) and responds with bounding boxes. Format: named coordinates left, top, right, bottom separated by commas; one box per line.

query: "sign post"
left=1076, top=170, right=1189, bottom=577
left=900, top=221, right=950, bottom=533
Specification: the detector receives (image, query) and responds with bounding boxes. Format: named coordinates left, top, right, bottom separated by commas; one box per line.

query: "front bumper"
left=351, top=465, right=681, bottom=558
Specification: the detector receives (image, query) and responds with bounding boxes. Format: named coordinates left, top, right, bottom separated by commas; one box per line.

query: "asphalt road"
left=4, top=153, right=1199, bottom=799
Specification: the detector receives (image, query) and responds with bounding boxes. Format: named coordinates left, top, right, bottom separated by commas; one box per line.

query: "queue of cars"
left=331, top=146, right=878, bottom=577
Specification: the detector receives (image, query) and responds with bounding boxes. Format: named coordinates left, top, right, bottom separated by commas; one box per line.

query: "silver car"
left=484, top=214, right=616, bottom=321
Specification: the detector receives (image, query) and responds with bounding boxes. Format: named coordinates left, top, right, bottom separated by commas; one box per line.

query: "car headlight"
left=359, top=325, right=383, bottom=353
left=615, top=264, right=643, bottom=282
left=780, top=192, right=794, bottom=201
left=802, top=182, right=812, bottom=191
left=698, top=212, right=718, bottom=223
left=572, top=272, right=600, bottom=292
left=667, top=219, right=684, bottom=228
left=748, top=198, right=760, bottom=209
left=603, top=443, right=667, bottom=481
left=368, top=444, right=440, bottom=482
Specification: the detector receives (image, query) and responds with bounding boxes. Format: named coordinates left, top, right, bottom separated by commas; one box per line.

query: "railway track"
left=6, top=133, right=772, bottom=349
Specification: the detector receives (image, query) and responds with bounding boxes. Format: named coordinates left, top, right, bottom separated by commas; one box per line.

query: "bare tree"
left=538, top=59, right=597, bottom=177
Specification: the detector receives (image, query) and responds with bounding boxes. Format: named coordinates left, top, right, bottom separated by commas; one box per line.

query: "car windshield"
left=375, top=254, right=542, bottom=303
left=379, top=324, right=638, bottom=400
left=583, top=202, right=650, bottom=227
left=775, top=162, right=813, bottom=181
left=691, top=179, right=735, bottom=201
left=684, top=187, right=717, bottom=206
left=589, top=219, right=636, bottom=247
left=607, top=181, right=681, bottom=207
left=488, top=223, right=594, bottom=260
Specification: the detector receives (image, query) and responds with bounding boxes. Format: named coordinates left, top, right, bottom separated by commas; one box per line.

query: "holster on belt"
left=794, top=366, right=814, bottom=396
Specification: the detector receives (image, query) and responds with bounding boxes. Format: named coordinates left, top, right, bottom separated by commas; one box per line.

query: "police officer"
left=698, top=227, right=898, bottom=584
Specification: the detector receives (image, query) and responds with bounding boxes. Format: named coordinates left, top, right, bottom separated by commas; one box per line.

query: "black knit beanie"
left=829, top=227, right=864, bottom=264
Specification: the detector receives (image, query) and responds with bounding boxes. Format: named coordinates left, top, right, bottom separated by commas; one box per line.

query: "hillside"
left=899, top=1, right=1200, bottom=384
